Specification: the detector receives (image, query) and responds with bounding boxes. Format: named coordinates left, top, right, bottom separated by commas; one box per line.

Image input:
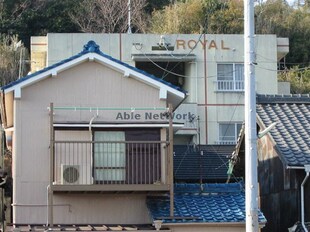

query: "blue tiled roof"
left=147, top=183, right=266, bottom=224
left=2, top=41, right=186, bottom=94
left=256, top=94, right=310, bottom=166
left=174, top=145, right=234, bottom=181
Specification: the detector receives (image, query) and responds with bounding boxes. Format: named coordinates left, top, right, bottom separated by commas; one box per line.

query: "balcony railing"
left=52, top=141, right=170, bottom=192
left=214, top=80, right=244, bottom=92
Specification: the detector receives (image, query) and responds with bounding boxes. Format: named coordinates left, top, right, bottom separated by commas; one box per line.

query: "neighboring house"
left=0, top=41, right=186, bottom=230
left=30, top=33, right=289, bottom=145
left=231, top=94, right=310, bottom=232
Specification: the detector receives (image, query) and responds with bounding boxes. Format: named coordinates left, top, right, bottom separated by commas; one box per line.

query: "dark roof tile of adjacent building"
left=174, top=145, right=234, bottom=181
left=256, top=94, right=310, bottom=167
left=147, top=182, right=266, bottom=224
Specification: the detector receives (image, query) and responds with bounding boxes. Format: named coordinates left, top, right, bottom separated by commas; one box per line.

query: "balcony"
left=51, top=141, right=170, bottom=192
left=214, top=80, right=244, bottom=92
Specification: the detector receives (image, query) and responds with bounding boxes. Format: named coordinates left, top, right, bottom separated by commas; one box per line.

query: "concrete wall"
left=30, top=33, right=284, bottom=145
left=12, top=60, right=167, bottom=224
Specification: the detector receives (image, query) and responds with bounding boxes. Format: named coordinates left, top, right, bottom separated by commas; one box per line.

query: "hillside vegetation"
left=0, top=0, right=309, bottom=92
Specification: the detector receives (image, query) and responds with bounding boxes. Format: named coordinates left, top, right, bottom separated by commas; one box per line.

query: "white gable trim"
left=14, top=87, right=21, bottom=99
left=159, top=88, right=167, bottom=99
left=4, top=55, right=88, bottom=95
left=4, top=52, right=185, bottom=100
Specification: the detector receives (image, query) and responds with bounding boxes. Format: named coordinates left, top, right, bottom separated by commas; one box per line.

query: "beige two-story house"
left=1, top=41, right=186, bottom=230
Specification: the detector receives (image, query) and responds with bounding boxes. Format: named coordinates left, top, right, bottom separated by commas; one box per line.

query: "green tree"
left=144, top=0, right=171, bottom=14
left=207, top=0, right=244, bottom=34
left=150, top=0, right=205, bottom=34
left=255, top=0, right=310, bottom=67
left=0, top=34, right=29, bottom=86
left=0, top=0, right=81, bottom=47
left=150, top=0, right=244, bottom=34
left=255, top=0, right=291, bottom=35
left=278, top=66, right=310, bottom=93
left=285, top=7, right=310, bottom=66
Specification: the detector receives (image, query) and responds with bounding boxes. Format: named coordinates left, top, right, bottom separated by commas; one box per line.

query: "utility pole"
left=168, top=104, right=174, bottom=217
left=127, top=0, right=132, bottom=34
left=244, top=0, right=259, bottom=231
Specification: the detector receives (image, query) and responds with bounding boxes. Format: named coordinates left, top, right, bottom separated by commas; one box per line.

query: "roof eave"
left=3, top=51, right=186, bottom=102
left=3, top=54, right=90, bottom=94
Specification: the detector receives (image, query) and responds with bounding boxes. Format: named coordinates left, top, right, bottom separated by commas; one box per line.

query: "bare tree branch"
left=70, top=0, right=147, bottom=33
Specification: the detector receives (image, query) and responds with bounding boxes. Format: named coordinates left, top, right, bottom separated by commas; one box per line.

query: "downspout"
left=46, top=185, right=51, bottom=227
left=89, top=113, right=98, bottom=185
left=89, top=114, right=98, bottom=132
left=48, top=103, right=54, bottom=227
left=301, top=165, right=310, bottom=232
left=89, top=111, right=99, bottom=139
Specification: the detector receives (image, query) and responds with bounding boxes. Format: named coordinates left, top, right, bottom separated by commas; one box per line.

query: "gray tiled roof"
left=174, top=145, right=234, bottom=181
left=256, top=94, right=310, bottom=167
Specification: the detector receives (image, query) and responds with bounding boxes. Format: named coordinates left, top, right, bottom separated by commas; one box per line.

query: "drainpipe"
left=89, top=114, right=98, bottom=139
left=48, top=103, right=54, bottom=227
left=46, top=185, right=51, bottom=227
left=301, top=165, right=310, bottom=232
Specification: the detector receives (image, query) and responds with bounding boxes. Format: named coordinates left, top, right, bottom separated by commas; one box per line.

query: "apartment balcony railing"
left=51, top=141, right=170, bottom=192
left=214, top=80, right=244, bottom=92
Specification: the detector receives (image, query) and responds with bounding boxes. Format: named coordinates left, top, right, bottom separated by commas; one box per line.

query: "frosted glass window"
left=94, top=131, right=125, bottom=181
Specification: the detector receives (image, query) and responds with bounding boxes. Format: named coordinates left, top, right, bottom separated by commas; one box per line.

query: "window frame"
left=218, top=122, right=242, bottom=144
left=93, top=131, right=126, bottom=182
left=216, top=63, right=244, bottom=92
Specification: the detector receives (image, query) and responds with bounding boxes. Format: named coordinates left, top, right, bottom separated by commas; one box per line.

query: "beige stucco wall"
left=30, top=33, right=284, bottom=144
left=53, top=194, right=151, bottom=224
left=165, top=224, right=246, bottom=232
left=12, top=60, right=167, bottom=224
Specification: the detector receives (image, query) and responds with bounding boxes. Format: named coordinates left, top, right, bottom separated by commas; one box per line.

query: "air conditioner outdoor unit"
left=61, top=164, right=80, bottom=185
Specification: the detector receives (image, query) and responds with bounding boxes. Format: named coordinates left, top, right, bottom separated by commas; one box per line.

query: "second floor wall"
left=30, top=34, right=289, bottom=144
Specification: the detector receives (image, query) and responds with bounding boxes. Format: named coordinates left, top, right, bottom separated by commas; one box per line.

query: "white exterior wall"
left=31, top=33, right=286, bottom=144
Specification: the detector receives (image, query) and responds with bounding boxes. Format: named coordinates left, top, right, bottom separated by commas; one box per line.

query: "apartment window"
left=94, top=131, right=126, bottom=182
left=218, top=123, right=242, bottom=144
left=216, top=64, right=244, bottom=91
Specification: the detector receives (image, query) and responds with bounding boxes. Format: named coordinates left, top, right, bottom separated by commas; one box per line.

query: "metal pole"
left=48, top=103, right=54, bottom=227
left=168, top=104, right=174, bottom=217
left=244, top=0, right=259, bottom=231
left=127, top=0, right=132, bottom=34
left=18, top=47, right=23, bottom=79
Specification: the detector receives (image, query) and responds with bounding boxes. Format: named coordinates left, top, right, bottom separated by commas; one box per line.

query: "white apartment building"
left=30, top=33, right=289, bottom=145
